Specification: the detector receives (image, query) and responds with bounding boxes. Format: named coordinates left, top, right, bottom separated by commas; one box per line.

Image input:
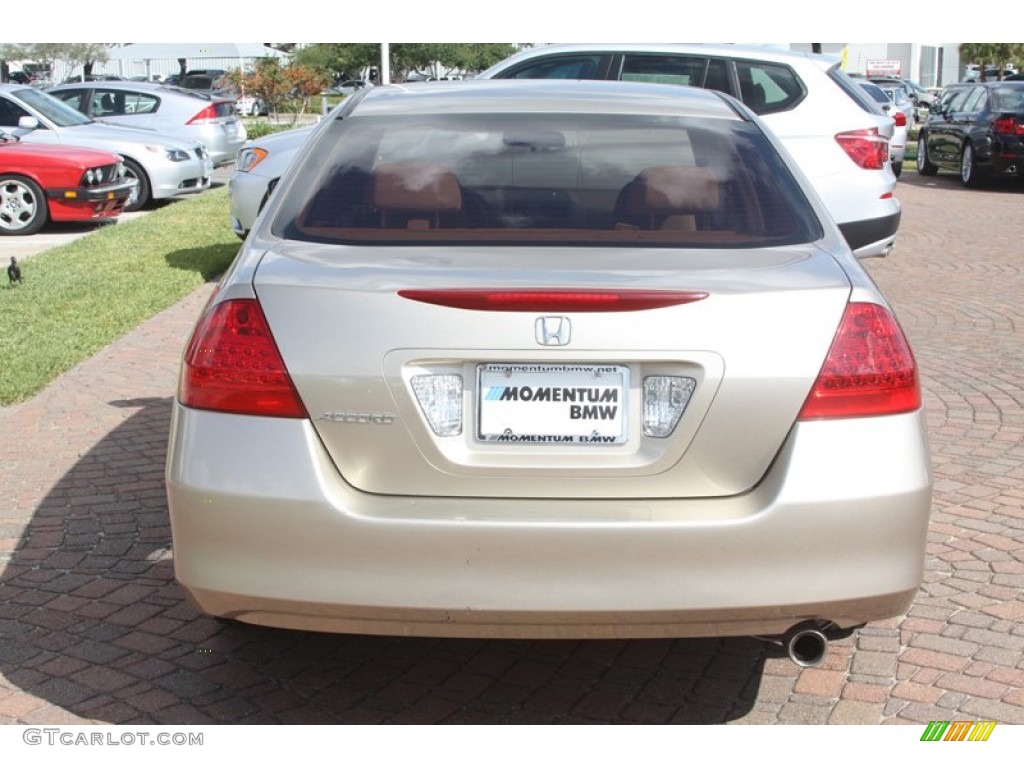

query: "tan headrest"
left=371, top=162, right=462, bottom=211
left=628, top=166, right=720, bottom=212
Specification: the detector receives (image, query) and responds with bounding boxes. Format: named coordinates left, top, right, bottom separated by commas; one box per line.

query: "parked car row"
left=0, top=74, right=250, bottom=234
left=857, top=81, right=909, bottom=176
left=0, top=83, right=213, bottom=218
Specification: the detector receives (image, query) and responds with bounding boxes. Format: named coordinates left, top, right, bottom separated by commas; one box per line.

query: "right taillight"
left=179, top=298, right=307, bottom=418
left=892, top=111, right=907, bottom=127
left=835, top=127, right=889, bottom=170
left=799, top=302, right=920, bottom=420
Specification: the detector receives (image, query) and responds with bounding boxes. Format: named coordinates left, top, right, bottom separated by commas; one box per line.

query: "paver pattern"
left=1, top=172, right=1022, bottom=725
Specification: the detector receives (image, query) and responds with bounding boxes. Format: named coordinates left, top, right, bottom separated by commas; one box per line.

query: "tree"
left=283, top=63, right=331, bottom=121
left=230, top=58, right=331, bottom=125
left=0, top=43, right=113, bottom=82
left=959, top=43, right=1024, bottom=79
left=292, top=43, right=380, bottom=83
left=390, top=43, right=517, bottom=81
left=290, top=42, right=517, bottom=84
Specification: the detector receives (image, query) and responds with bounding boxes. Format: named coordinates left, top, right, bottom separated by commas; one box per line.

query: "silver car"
left=858, top=81, right=909, bottom=177
left=229, top=125, right=313, bottom=238
left=0, top=83, right=212, bottom=211
left=167, top=80, right=931, bottom=667
left=47, top=81, right=247, bottom=168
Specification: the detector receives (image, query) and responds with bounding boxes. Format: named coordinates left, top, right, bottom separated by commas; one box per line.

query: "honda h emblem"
left=536, top=316, right=571, bottom=346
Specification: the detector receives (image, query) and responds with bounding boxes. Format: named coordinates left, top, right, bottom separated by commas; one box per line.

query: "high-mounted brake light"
left=834, top=127, right=889, bottom=170
left=799, top=303, right=920, bottom=420
left=186, top=105, right=220, bottom=125
left=179, top=298, right=307, bottom=418
left=398, top=289, right=708, bottom=312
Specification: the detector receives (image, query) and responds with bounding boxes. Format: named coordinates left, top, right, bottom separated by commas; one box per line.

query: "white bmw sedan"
left=167, top=80, right=931, bottom=666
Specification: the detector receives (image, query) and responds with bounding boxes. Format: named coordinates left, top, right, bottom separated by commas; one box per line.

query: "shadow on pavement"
left=165, top=244, right=241, bottom=282
left=1, top=398, right=776, bottom=725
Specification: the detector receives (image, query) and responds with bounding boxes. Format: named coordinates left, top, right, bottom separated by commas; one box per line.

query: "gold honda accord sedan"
left=166, top=79, right=931, bottom=666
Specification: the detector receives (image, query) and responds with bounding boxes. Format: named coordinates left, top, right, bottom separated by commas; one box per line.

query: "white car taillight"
left=834, top=128, right=889, bottom=170
left=412, top=375, right=463, bottom=436
left=642, top=376, right=696, bottom=437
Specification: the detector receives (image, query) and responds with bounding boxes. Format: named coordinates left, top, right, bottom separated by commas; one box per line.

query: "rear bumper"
left=839, top=209, right=902, bottom=258
left=166, top=405, right=933, bottom=639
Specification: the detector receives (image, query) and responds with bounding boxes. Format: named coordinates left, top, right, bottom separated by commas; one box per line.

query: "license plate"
left=478, top=364, right=628, bottom=445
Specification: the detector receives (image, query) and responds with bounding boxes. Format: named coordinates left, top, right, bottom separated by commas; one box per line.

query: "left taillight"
left=835, top=127, right=889, bottom=170
left=993, top=117, right=1024, bottom=136
left=186, top=104, right=219, bottom=125
left=798, top=302, right=920, bottom=420
left=179, top=298, right=307, bottom=418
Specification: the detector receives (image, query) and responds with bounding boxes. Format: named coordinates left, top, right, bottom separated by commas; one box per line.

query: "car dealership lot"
left=1, top=173, right=1022, bottom=725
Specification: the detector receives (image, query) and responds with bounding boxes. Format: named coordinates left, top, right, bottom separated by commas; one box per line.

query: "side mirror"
left=17, top=115, right=40, bottom=131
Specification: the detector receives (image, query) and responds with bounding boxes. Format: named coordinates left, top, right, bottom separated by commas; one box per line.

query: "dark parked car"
left=917, top=81, right=1024, bottom=187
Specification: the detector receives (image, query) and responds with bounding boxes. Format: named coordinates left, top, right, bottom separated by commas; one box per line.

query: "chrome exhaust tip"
left=785, top=624, right=829, bottom=668
left=755, top=620, right=833, bottom=667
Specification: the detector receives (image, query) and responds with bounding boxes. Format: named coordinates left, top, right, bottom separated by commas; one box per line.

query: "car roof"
left=349, top=79, right=745, bottom=120
left=479, top=43, right=840, bottom=74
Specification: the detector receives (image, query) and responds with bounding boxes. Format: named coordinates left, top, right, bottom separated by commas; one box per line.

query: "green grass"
left=0, top=189, right=240, bottom=406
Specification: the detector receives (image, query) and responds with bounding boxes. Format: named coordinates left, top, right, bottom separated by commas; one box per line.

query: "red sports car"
left=0, top=133, right=137, bottom=236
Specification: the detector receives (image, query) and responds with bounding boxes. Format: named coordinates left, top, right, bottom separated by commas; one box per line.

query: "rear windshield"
left=274, top=112, right=822, bottom=248
left=829, top=69, right=888, bottom=117
left=991, top=85, right=1024, bottom=112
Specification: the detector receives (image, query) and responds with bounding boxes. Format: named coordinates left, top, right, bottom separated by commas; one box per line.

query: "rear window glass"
left=274, top=112, right=822, bottom=248
left=991, top=85, right=1024, bottom=112
left=503, top=55, right=605, bottom=80
left=829, top=69, right=887, bottom=117
left=734, top=62, right=806, bottom=115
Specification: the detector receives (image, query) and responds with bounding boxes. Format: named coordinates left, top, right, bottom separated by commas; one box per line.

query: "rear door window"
left=616, top=55, right=732, bottom=97
left=52, top=88, right=88, bottom=114
left=960, top=88, right=986, bottom=113
left=619, top=54, right=710, bottom=87
left=828, top=68, right=887, bottom=116
left=948, top=87, right=978, bottom=112
left=93, top=89, right=160, bottom=116
left=500, top=55, right=609, bottom=81
left=734, top=61, right=805, bottom=114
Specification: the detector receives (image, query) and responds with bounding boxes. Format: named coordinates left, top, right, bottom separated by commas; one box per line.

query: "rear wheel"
left=0, top=175, right=48, bottom=236
left=916, top=132, right=938, bottom=175
left=892, top=161, right=903, bottom=178
left=122, top=158, right=151, bottom=212
left=960, top=143, right=983, bottom=188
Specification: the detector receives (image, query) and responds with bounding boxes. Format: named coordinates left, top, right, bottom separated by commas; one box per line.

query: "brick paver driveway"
left=1, top=172, right=1022, bottom=725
